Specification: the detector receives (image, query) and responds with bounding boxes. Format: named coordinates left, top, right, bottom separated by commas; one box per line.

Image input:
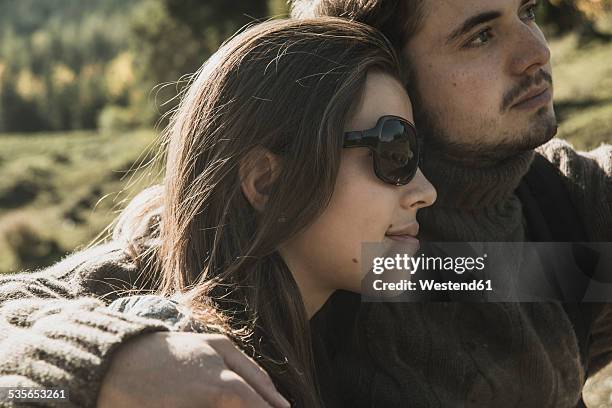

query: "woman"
left=112, top=16, right=436, bottom=406
left=1, top=17, right=435, bottom=408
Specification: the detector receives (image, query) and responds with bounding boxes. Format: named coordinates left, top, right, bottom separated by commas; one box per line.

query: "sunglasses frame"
left=343, top=115, right=422, bottom=186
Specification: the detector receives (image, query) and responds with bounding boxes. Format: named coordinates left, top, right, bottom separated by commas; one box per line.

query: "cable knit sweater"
left=0, top=138, right=610, bottom=408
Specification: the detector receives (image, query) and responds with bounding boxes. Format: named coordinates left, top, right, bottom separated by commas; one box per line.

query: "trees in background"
left=0, top=0, right=608, bottom=133
left=539, top=0, right=612, bottom=39
left=128, top=0, right=272, bottom=127
left=0, top=0, right=289, bottom=133
left=0, top=0, right=134, bottom=132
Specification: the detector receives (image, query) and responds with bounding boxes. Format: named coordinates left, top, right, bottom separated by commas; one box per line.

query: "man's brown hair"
left=290, top=0, right=427, bottom=52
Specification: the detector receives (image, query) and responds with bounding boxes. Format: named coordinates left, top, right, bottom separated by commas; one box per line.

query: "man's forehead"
left=417, top=0, right=527, bottom=42
left=420, top=0, right=525, bottom=24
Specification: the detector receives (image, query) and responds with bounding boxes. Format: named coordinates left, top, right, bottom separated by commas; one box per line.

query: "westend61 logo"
left=362, top=242, right=612, bottom=302
left=371, top=252, right=488, bottom=275
left=366, top=252, right=493, bottom=294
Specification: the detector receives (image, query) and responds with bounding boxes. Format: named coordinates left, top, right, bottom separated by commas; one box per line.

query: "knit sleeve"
left=536, top=138, right=612, bottom=241
left=588, top=303, right=612, bottom=376
left=108, top=294, right=211, bottom=333
left=537, top=139, right=612, bottom=377
left=0, top=241, right=170, bottom=408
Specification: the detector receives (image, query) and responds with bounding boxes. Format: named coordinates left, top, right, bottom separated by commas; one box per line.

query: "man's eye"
left=466, top=28, right=492, bottom=48
left=522, top=4, right=537, bottom=21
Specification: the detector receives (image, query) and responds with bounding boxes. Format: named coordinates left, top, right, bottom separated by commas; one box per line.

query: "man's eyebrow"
left=445, top=10, right=502, bottom=45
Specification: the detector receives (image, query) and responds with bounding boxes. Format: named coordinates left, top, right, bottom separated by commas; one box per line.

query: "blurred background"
left=0, top=0, right=611, bottom=405
left=0, top=0, right=291, bottom=273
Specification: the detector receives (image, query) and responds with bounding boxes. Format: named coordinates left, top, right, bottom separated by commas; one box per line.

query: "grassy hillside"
left=552, top=33, right=612, bottom=150
left=0, top=128, right=160, bottom=273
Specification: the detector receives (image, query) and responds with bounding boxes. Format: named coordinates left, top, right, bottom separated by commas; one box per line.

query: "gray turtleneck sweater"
left=0, top=138, right=610, bottom=407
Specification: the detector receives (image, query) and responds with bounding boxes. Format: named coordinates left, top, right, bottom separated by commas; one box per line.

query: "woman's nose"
left=399, top=168, right=437, bottom=210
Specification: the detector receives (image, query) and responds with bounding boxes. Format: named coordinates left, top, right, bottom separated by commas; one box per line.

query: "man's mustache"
left=501, top=70, right=553, bottom=112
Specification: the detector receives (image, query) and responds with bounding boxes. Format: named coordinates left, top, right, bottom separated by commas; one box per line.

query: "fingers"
left=207, top=335, right=291, bottom=408
left=216, top=369, right=272, bottom=408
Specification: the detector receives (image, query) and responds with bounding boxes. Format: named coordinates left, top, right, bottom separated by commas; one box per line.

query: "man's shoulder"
left=536, top=138, right=612, bottom=182
left=535, top=138, right=612, bottom=241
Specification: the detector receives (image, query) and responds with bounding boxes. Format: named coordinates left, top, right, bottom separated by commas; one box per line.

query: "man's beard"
left=408, top=73, right=558, bottom=167
left=414, top=104, right=558, bottom=167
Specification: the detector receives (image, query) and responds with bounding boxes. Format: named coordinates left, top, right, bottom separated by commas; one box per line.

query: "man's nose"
left=508, top=24, right=551, bottom=77
left=399, top=169, right=437, bottom=210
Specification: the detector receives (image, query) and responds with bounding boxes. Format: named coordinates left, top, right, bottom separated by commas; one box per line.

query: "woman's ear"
left=239, top=147, right=281, bottom=212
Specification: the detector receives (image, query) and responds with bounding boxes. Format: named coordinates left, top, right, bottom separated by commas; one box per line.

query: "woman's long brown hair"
left=117, top=17, right=400, bottom=407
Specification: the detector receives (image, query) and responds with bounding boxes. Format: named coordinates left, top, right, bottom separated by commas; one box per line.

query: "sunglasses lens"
left=376, top=120, right=419, bottom=185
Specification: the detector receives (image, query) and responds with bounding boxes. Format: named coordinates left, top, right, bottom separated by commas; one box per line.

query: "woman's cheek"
left=320, top=155, right=396, bottom=289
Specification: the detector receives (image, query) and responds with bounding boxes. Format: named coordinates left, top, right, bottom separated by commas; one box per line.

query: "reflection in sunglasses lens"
left=378, top=120, right=417, bottom=184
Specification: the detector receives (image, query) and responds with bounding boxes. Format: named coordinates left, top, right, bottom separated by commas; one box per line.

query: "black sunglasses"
left=344, top=115, right=422, bottom=186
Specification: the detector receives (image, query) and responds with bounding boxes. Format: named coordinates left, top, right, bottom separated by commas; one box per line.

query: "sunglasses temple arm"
left=344, top=130, right=365, bottom=147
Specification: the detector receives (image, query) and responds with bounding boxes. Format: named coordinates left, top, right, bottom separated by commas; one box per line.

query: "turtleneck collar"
left=420, top=149, right=535, bottom=210
left=416, top=149, right=535, bottom=242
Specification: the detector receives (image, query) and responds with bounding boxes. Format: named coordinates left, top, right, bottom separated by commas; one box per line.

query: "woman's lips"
left=385, top=234, right=419, bottom=244
left=384, top=234, right=421, bottom=258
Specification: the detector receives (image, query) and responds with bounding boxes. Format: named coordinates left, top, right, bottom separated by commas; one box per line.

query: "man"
left=292, top=0, right=612, bottom=407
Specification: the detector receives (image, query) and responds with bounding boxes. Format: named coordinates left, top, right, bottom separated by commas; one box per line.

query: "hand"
left=97, top=332, right=290, bottom=408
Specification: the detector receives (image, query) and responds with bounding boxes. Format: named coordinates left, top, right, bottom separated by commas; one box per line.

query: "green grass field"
left=551, top=33, right=612, bottom=150
left=0, top=128, right=161, bottom=273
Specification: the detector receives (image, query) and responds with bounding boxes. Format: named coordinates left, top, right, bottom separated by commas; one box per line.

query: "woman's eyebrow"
left=445, top=10, right=502, bottom=45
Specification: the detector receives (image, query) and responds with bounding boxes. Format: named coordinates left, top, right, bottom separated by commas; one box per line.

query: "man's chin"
left=518, top=113, right=558, bottom=150
left=497, top=106, right=557, bottom=149
left=420, top=108, right=557, bottom=166
left=518, top=128, right=556, bottom=151
left=448, top=122, right=556, bottom=165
